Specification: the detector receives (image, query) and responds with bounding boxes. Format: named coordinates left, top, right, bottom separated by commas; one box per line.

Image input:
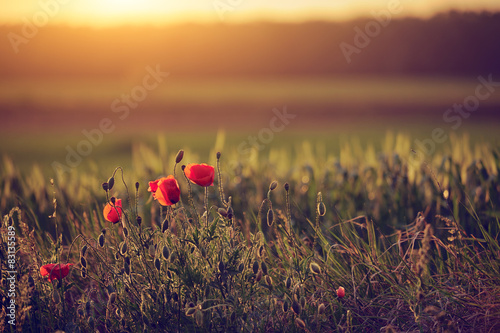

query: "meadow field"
left=1, top=105, right=500, bottom=332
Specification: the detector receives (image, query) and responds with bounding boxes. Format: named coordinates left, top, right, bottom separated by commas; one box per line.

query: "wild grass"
left=1, top=132, right=500, bottom=332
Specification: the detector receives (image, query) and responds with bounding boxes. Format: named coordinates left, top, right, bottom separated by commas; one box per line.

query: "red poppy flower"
left=148, top=175, right=180, bottom=206
left=337, top=286, right=345, bottom=298
left=40, top=263, right=74, bottom=282
left=184, top=163, right=214, bottom=187
left=103, top=199, right=122, bottom=223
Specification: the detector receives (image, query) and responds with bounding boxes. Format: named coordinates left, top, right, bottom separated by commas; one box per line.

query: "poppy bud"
left=154, top=258, right=161, bottom=271
left=107, top=177, right=115, bottom=190
left=185, top=307, right=197, bottom=316
left=110, top=197, right=116, bottom=204
left=300, top=296, right=306, bottom=309
left=81, top=245, right=88, bottom=257
left=267, top=209, right=274, bottom=226
left=98, top=234, right=105, bottom=247
left=227, top=207, right=234, bottom=219
left=255, top=270, right=263, bottom=282
left=218, top=208, right=228, bottom=217
left=123, top=227, right=129, bottom=238
left=162, top=219, right=169, bottom=233
left=124, top=261, right=130, bottom=275
left=282, top=300, right=289, bottom=312
left=81, top=267, right=87, bottom=278
left=284, top=182, right=290, bottom=192
left=135, top=181, right=139, bottom=190
left=181, top=165, right=186, bottom=171
left=80, top=256, right=87, bottom=268
left=52, top=289, right=61, bottom=304
left=310, top=262, right=322, bottom=275
left=285, top=276, right=292, bottom=289
left=295, top=318, right=306, bottom=329
left=216, top=151, right=221, bottom=159
left=252, top=261, right=259, bottom=274
left=176, top=150, right=184, bottom=163
left=318, top=303, right=325, bottom=315
left=136, top=216, right=142, bottom=226
left=291, top=300, right=301, bottom=315
left=162, top=246, right=170, bottom=260
left=102, top=182, right=109, bottom=191
left=109, top=292, right=117, bottom=305
left=261, top=262, right=268, bottom=276
left=337, top=286, right=345, bottom=298
left=120, top=242, right=127, bottom=255
left=269, top=181, right=278, bottom=191
left=195, top=309, right=203, bottom=326
left=265, top=275, right=273, bottom=288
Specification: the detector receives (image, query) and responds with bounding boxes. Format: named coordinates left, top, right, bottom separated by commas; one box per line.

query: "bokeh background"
left=1, top=0, right=500, bottom=176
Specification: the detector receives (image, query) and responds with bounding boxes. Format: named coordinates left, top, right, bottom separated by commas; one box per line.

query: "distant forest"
left=1, top=11, right=500, bottom=78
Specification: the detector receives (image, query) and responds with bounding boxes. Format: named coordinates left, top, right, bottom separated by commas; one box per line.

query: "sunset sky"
left=1, top=0, right=500, bottom=26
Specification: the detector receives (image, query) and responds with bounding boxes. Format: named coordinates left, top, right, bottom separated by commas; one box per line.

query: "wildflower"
left=148, top=175, right=180, bottom=206
left=103, top=199, right=122, bottom=223
left=337, top=286, right=345, bottom=298
left=40, top=263, right=74, bottom=282
left=184, top=163, right=215, bottom=187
